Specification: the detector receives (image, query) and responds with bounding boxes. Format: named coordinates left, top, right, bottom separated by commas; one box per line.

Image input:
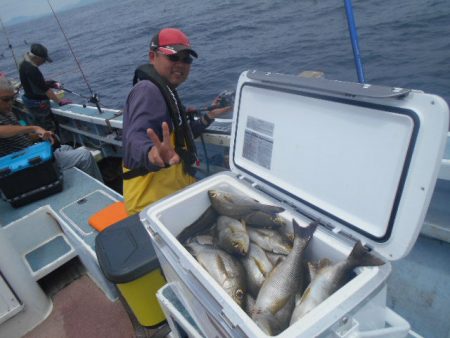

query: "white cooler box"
left=142, top=70, right=448, bottom=338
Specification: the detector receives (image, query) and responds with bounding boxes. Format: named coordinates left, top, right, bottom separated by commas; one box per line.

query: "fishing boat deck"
left=22, top=259, right=135, bottom=338
left=0, top=168, right=122, bottom=299
left=21, top=257, right=172, bottom=338
left=388, top=234, right=450, bottom=338
left=0, top=168, right=172, bottom=338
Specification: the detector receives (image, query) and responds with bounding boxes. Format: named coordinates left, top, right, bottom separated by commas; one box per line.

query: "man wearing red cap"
left=122, top=28, right=231, bottom=214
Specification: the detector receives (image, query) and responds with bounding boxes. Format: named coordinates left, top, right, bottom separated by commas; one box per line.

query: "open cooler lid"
left=229, top=70, right=448, bottom=260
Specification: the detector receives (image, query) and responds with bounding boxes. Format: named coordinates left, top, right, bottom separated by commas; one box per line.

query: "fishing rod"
left=60, top=86, right=89, bottom=100
left=47, top=0, right=103, bottom=114
left=343, top=0, right=366, bottom=84
left=61, top=86, right=108, bottom=108
left=0, top=16, right=19, bottom=72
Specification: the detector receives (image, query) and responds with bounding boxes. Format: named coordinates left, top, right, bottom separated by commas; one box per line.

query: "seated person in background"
left=19, top=43, right=72, bottom=132
left=0, top=77, right=103, bottom=182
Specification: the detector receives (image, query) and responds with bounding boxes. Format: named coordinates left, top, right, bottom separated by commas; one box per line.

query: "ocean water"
left=0, top=0, right=449, bottom=111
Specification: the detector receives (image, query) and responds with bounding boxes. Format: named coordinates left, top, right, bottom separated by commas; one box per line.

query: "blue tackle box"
left=0, top=141, right=63, bottom=207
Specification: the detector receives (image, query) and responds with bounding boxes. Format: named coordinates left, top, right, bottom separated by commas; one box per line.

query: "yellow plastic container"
left=95, top=214, right=166, bottom=327
left=116, top=269, right=166, bottom=326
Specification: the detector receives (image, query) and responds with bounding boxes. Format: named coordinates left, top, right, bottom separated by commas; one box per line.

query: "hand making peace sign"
left=146, top=122, right=181, bottom=167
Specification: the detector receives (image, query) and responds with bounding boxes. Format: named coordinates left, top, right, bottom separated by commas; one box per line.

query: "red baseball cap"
left=150, top=28, right=198, bottom=58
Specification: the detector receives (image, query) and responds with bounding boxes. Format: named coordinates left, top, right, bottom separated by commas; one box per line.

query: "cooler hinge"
left=236, top=176, right=299, bottom=213
left=236, top=174, right=264, bottom=191
left=327, top=225, right=374, bottom=251
left=249, top=181, right=325, bottom=225
left=270, top=195, right=371, bottom=249
left=247, top=70, right=411, bottom=99
left=236, top=173, right=252, bottom=184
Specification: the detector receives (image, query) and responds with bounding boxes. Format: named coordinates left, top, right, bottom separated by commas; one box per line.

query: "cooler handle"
left=352, top=307, right=411, bottom=338
left=28, top=156, right=43, bottom=165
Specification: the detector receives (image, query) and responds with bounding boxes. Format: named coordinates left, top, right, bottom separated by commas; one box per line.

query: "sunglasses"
left=0, top=94, right=17, bottom=103
left=158, top=51, right=193, bottom=64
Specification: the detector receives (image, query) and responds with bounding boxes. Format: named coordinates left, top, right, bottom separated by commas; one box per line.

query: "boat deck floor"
left=24, top=258, right=170, bottom=338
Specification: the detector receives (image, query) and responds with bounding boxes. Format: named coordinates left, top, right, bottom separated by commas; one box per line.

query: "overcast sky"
left=0, top=0, right=86, bottom=25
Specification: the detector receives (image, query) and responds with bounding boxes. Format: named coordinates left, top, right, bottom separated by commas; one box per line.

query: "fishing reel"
left=185, top=90, right=235, bottom=120
left=77, top=94, right=99, bottom=109
left=215, top=90, right=235, bottom=109
left=88, top=93, right=103, bottom=113
left=89, top=93, right=100, bottom=105
left=211, top=89, right=235, bottom=120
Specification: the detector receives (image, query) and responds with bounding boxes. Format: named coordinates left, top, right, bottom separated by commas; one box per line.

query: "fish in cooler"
left=244, top=293, right=256, bottom=316
left=181, top=188, right=387, bottom=336
left=216, top=215, right=249, bottom=256
left=289, top=240, right=385, bottom=325
left=208, top=189, right=285, bottom=222
left=266, top=251, right=287, bottom=265
left=240, top=242, right=274, bottom=297
left=251, top=219, right=318, bottom=335
left=185, top=240, right=247, bottom=308
left=241, top=210, right=287, bottom=229
left=247, top=227, right=292, bottom=255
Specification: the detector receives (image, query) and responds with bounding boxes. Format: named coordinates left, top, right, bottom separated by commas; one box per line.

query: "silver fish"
left=247, top=227, right=292, bottom=255
left=252, top=220, right=318, bottom=331
left=253, top=296, right=296, bottom=335
left=244, top=294, right=256, bottom=317
left=216, top=215, right=249, bottom=256
left=279, top=220, right=295, bottom=243
left=187, top=234, right=216, bottom=246
left=242, top=210, right=287, bottom=229
left=241, top=243, right=274, bottom=297
left=208, top=189, right=284, bottom=219
left=290, top=241, right=385, bottom=324
left=274, top=297, right=295, bottom=333
left=252, top=310, right=279, bottom=336
left=186, top=242, right=247, bottom=308
left=266, top=252, right=287, bottom=266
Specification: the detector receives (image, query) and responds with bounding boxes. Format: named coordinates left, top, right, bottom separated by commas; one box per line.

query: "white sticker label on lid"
left=243, top=116, right=274, bottom=169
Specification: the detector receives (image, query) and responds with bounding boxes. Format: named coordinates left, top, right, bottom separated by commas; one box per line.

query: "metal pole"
left=344, top=0, right=366, bottom=83
left=0, top=17, right=19, bottom=72
left=47, top=0, right=103, bottom=114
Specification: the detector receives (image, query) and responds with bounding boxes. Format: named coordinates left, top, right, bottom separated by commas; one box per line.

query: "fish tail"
left=293, top=218, right=319, bottom=240
left=177, top=205, right=218, bottom=243
left=348, top=241, right=385, bottom=268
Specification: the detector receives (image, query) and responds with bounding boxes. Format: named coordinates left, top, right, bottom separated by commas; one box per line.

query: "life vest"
left=124, top=64, right=198, bottom=178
